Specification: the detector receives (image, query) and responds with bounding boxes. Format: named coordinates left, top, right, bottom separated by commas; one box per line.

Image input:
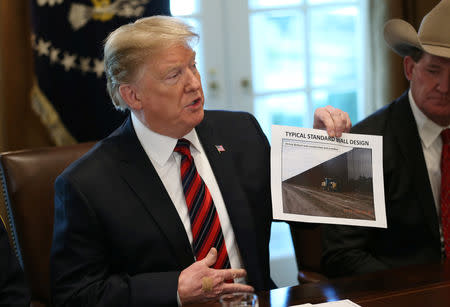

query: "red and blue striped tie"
left=174, top=138, right=231, bottom=269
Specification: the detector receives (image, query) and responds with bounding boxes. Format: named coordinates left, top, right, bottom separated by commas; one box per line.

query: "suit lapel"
left=196, top=113, right=264, bottom=287
left=114, top=118, right=194, bottom=268
left=389, top=93, right=440, bottom=239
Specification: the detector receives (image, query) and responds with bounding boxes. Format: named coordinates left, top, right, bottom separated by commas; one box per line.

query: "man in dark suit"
left=0, top=217, right=30, bottom=305
left=322, top=0, right=450, bottom=277
left=50, top=16, right=351, bottom=306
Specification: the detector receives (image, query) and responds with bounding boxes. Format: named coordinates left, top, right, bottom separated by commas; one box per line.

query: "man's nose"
left=185, top=69, right=201, bottom=91
left=437, top=71, right=449, bottom=93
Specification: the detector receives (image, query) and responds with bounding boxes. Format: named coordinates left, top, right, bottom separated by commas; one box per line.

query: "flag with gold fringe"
left=30, top=0, right=170, bottom=145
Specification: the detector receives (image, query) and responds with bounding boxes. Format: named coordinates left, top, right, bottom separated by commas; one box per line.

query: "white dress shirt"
left=131, top=113, right=245, bottom=282
left=409, top=90, right=450, bottom=253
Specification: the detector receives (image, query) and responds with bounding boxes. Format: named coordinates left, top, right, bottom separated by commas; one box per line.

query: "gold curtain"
left=365, top=0, right=440, bottom=115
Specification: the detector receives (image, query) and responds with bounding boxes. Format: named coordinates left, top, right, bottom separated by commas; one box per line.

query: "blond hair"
left=104, top=15, right=199, bottom=110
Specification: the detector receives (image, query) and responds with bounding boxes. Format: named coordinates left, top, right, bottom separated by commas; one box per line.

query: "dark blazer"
left=321, top=91, right=442, bottom=277
left=0, top=219, right=30, bottom=305
left=50, top=111, right=273, bottom=306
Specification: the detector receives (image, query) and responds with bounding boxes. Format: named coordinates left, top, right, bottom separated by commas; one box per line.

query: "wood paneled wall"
left=0, top=1, right=52, bottom=152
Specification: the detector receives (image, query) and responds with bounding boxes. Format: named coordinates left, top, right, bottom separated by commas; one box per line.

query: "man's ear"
left=403, top=56, right=415, bottom=81
left=119, top=84, right=142, bottom=110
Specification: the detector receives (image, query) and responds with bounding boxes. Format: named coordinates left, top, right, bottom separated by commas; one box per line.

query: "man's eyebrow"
left=160, top=64, right=182, bottom=77
left=427, top=63, right=442, bottom=69
left=188, top=51, right=197, bottom=64
left=427, top=62, right=443, bottom=68
left=165, top=65, right=181, bottom=73
left=159, top=51, right=197, bottom=77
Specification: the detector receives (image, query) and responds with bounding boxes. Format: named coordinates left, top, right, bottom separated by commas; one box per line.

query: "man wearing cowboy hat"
left=321, top=0, right=450, bottom=277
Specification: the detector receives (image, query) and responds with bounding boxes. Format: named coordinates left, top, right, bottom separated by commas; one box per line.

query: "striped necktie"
left=174, top=138, right=231, bottom=269
left=441, top=128, right=450, bottom=257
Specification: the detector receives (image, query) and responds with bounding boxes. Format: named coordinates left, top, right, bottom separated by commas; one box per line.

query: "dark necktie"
left=441, top=128, right=450, bottom=257
left=174, top=138, right=231, bottom=269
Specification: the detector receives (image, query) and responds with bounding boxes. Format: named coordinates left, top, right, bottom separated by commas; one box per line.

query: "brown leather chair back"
left=0, top=142, right=95, bottom=306
left=290, top=223, right=328, bottom=284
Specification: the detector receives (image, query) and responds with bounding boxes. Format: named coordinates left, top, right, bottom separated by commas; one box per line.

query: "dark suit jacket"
left=0, top=219, right=30, bottom=305
left=321, top=91, right=442, bottom=277
left=50, top=111, right=273, bottom=306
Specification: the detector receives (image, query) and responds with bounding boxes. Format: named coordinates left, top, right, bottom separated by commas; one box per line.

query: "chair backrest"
left=0, top=142, right=95, bottom=306
left=289, top=223, right=328, bottom=284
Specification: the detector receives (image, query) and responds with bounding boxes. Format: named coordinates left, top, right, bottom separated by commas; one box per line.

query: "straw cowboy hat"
left=383, top=0, right=450, bottom=59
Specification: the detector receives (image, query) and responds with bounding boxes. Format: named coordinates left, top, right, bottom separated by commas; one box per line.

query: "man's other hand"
left=178, top=248, right=254, bottom=304
left=313, top=106, right=352, bottom=137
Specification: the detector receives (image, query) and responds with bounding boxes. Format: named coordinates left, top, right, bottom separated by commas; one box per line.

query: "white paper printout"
left=271, top=125, right=386, bottom=228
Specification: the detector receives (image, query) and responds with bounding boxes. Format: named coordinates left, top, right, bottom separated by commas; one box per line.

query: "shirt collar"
left=408, top=90, right=449, bottom=148
left=131, top=112, right=203, bottom=166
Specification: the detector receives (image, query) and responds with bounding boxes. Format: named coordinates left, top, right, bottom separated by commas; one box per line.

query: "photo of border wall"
left=282, top=147, right=375, bottom=220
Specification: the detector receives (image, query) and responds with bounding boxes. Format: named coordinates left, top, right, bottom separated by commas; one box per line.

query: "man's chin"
left=184, top=109, right=205, bottom=130
left=194, top=109, right=205, bottom=125
left=428, top=112, right=450, bottom=126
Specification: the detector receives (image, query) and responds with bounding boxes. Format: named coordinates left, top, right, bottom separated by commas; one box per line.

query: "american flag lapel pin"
left=215, top=145, right=226, bottom=153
